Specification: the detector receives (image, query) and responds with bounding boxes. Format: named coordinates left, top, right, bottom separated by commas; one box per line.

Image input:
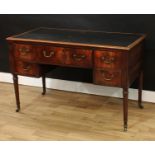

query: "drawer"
left=14, top=44, right=36, bottom=61
left=94, top=50, right=122, bottom=69
left=38, top=46, right=64, bottom=65
left=65, top=48, right=92, bottom=68
left=94, top=69, right=122, bottom=87
left=15, top=61, right=41, bottom=77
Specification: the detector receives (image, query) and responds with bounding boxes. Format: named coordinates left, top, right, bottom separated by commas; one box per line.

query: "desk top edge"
left=6, top=27, right=146, bottom=50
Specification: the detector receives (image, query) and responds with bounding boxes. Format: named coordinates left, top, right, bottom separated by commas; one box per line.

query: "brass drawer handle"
left=19, top=47, right=30, bottom=56
left=23, top=64, right=31, bottom=71
left=73, top=54, right=86, bottom=61
left=43, top=50, right=55, bottom=58
left=101, top=56, right=115, bottom=64
left=101, top=71, right=114, bottom=81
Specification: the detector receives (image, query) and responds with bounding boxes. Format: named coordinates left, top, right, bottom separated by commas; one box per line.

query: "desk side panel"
left=8, top=42, right=16, bottom=74
left=128, top=41, right=144, bottom=86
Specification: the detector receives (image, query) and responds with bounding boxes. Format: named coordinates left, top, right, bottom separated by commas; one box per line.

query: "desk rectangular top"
left=7, top=27, right=146, bottom=50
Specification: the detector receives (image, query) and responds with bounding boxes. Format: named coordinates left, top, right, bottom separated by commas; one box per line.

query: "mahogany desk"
left=6, top=27, right=146, bottom=131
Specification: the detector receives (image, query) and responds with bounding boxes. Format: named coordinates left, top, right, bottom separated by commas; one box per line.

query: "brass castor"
left=139, top=105, right=144, bottom=109
left=16, top=108, right=20, bottom=112
left=124, top=124, right=128, bottom=132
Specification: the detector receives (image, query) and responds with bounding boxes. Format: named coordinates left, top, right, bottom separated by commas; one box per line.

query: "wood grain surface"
left=0, top=82, right=155, bottom=140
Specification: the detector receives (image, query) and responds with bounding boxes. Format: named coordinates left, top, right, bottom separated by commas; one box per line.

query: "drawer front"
left=94, top=50, right=122, bottom=69
left=38, top=46, right=65, bottom=65
left=15, top=61, right=41, bottom=77
left=94, top=69, right=122, bottom=87
left=14, top=44, right=36, bottom=61
left=65, top=49, right=92, bottom=68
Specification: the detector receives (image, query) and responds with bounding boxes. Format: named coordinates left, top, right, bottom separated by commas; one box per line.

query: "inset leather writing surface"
left=13, top=28, right=143, bottom=47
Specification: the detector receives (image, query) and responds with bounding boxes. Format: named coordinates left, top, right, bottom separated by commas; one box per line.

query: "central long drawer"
left=14, top=43, right=93, bottom=68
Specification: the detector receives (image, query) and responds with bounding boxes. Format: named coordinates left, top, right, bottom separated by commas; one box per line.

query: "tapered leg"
left=123, top=88, right=128, bottom=131
left=138, top=71, right=144, bottom=109
left=42, top=74, right=46, bottom=95
left=13, top=74, right=20, bottom=112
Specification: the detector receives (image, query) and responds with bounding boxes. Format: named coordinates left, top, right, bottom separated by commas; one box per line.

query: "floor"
left=0, top=82, right=155, bottom=140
